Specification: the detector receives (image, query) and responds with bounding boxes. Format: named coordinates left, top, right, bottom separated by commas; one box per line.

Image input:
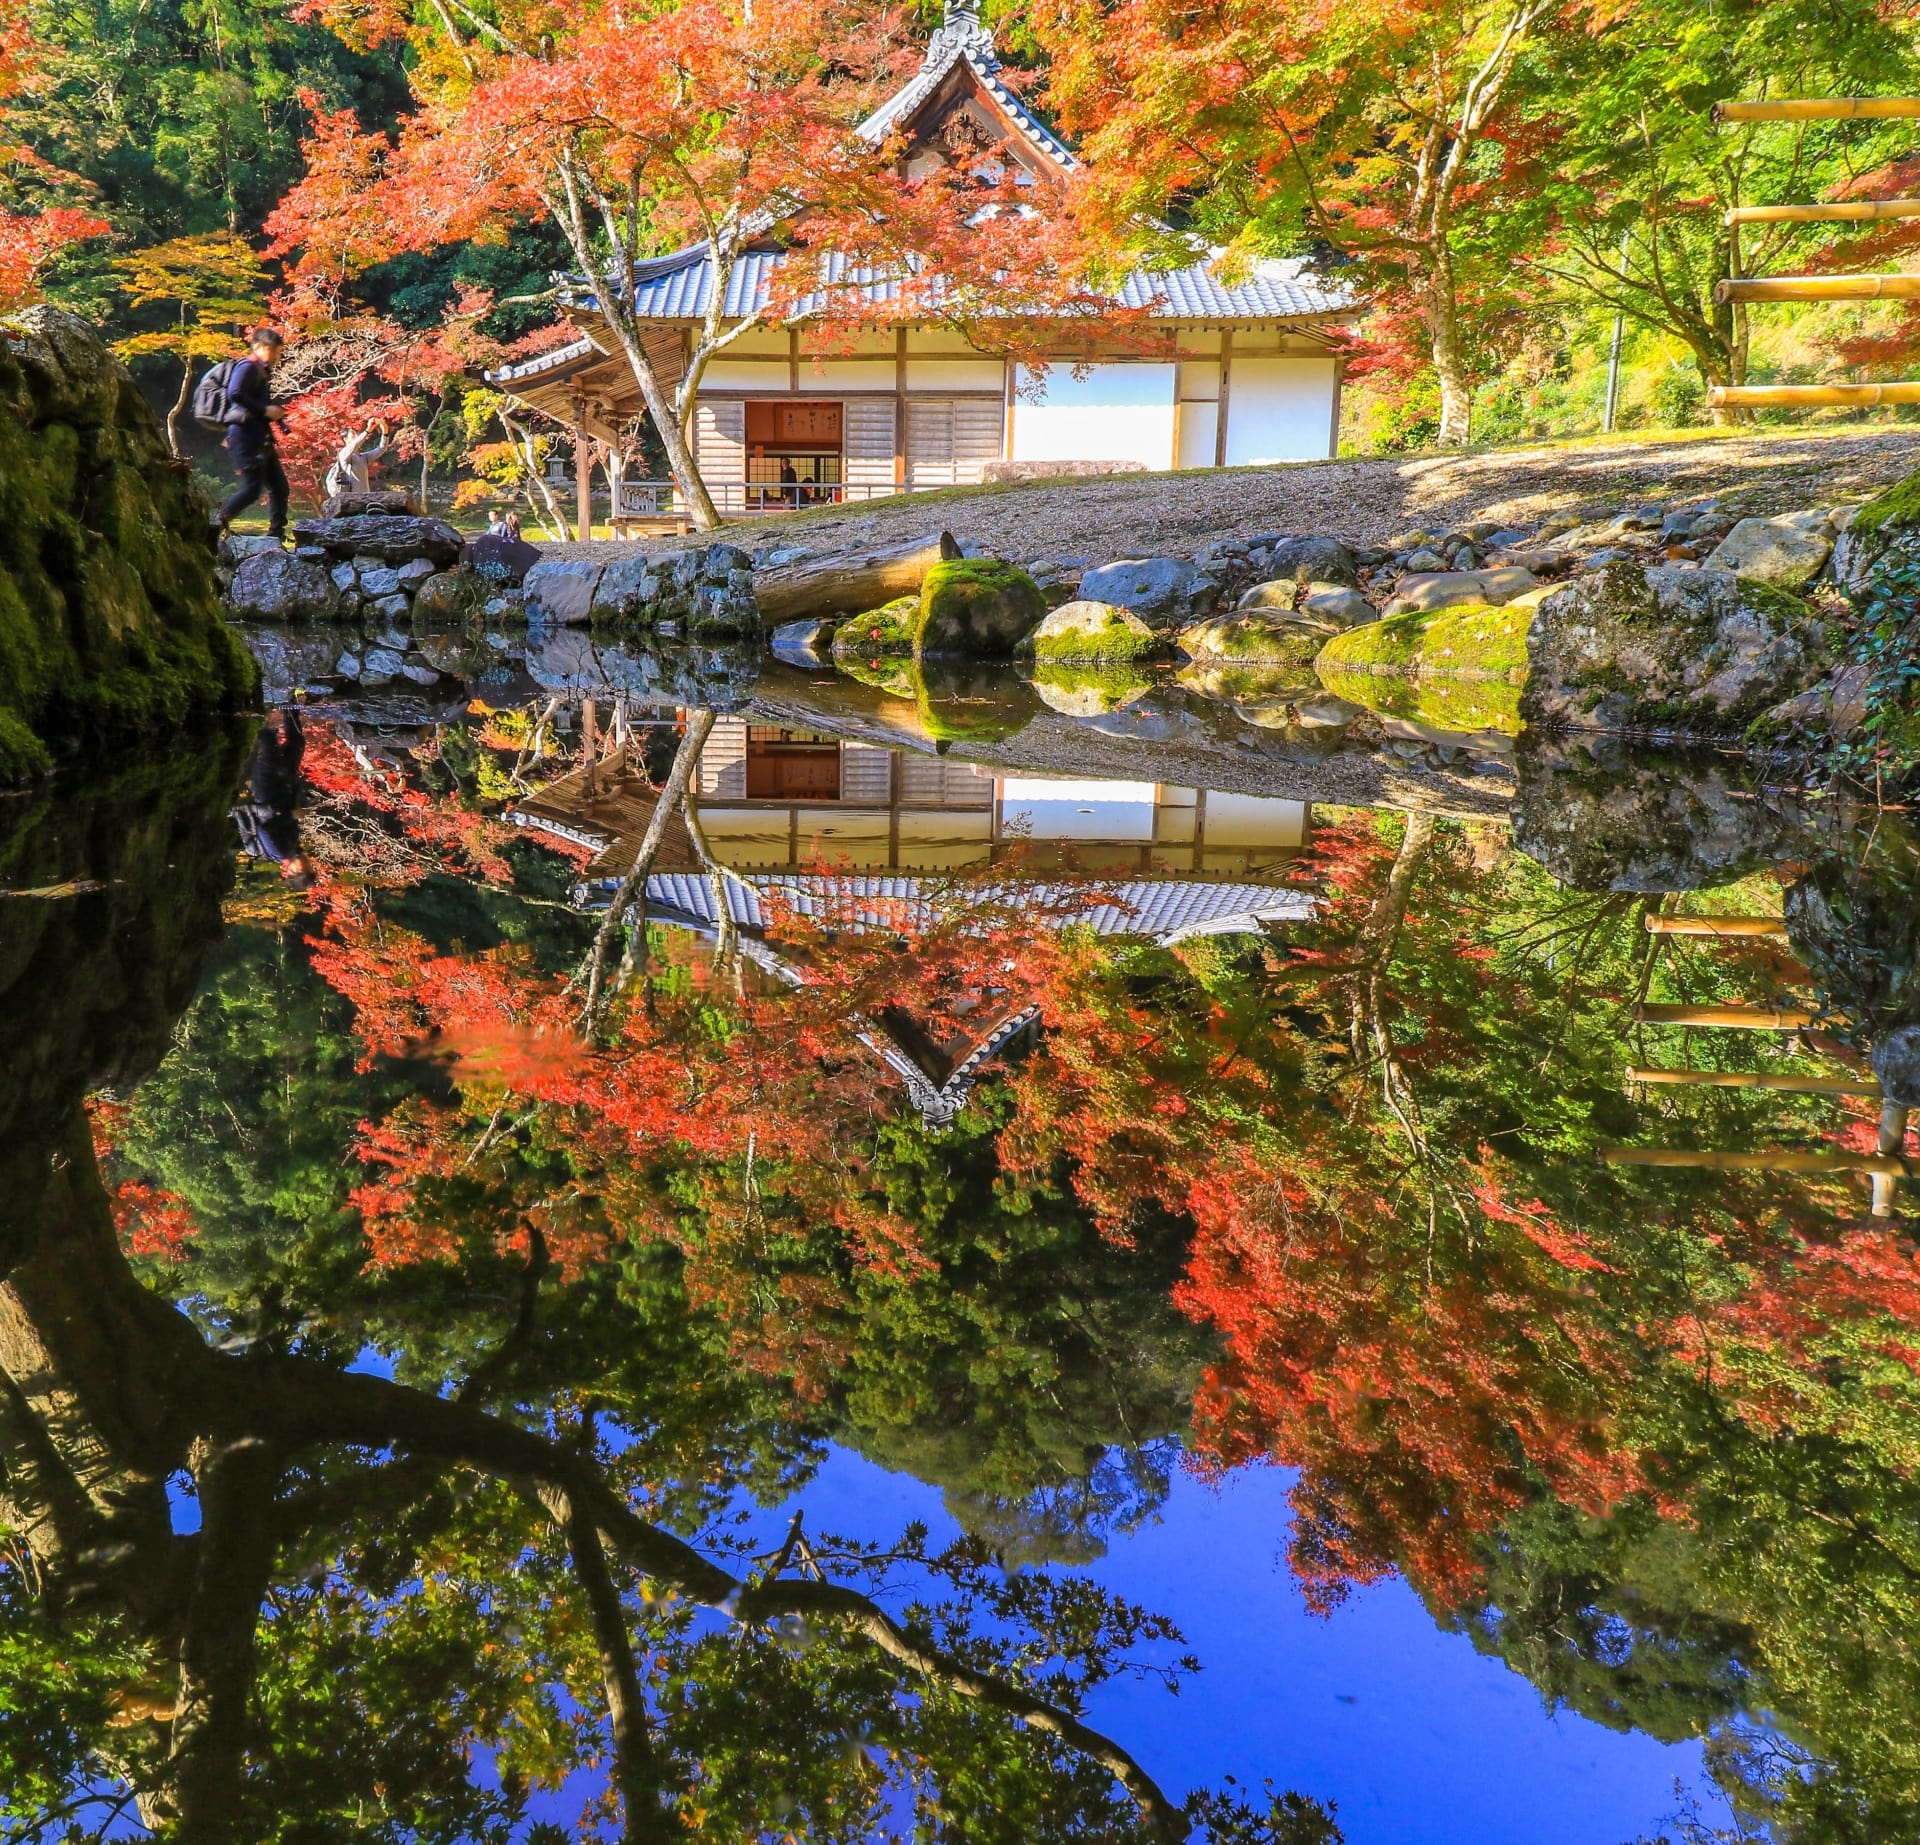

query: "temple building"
left=489, top=2, right=1359, bottom=518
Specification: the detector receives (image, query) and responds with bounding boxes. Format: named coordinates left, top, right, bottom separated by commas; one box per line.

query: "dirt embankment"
left=544, top=425, right=1920, bottom=568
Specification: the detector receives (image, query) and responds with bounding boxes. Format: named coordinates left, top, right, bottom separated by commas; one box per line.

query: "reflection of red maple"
left=289, top=746, right=1920, bottom=1623
left=89, top=1100, right=199, bottom=1262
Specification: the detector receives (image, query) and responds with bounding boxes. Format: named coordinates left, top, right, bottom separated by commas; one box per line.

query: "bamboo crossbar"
left=1602, top=1147, right=1913, bottom=1176
left=1715, top=98, right=1920, bottom=123
left=1708, top=382, right=1920, bottom=408
left=1727, top=200, right=1920, bottom=225
left=1625, top=1066, right=1880, bottom=1096
left=1645, top=915, right=1787, bottom=937
left=1635, top=1004, right=1817, bottom=1029
left=1715, top=274, right=1920, bottom=304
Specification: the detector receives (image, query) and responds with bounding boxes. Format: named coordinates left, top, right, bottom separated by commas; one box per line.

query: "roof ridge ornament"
left=926, top=0, right=999, bottom=71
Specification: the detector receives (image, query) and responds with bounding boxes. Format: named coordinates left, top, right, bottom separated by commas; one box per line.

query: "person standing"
left=324, top=416, right=388, bottom=499
left=215, top=327, right=289, bottom=541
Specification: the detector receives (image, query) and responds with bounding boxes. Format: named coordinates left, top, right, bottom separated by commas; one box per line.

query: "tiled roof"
left=607, top=872, right=1311, bottom=943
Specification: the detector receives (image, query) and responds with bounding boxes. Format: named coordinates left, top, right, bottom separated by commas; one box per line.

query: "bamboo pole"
left=1727, top=200, right=1920, bottom=225
left=1602, top=1148, right=1913, bottom=1175
left=1874, top=1100, right=1911, bottom=1216
left=1644, top=915, right=1787, bottom=938
left=1708, top=382, right=1920, bottom=408
left=1715, top=274, right=1920, bottom=304
left=1625, top=1066, right=1880, bottom=1096
left=1714, top=98, right=1920, bottom=123
left=1635, top=1004, right=1817, bottom=1029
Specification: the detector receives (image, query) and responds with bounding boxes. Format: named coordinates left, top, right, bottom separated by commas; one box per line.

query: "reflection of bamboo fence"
left=1705, top=94, right=1920, bottom=414
left=1626, top=1066, right=1879, bottom=1096
left=1620, top=911, right=1908, bottom=1213
left=1602, top=1147, right=1913, bottom=1175
left=1635, top=1003, right=1817, bottom=1029
left=1644, top=914, right=1787, bottom=938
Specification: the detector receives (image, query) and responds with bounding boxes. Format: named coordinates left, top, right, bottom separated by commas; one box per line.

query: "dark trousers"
left=219, top=442, right=289, bottom=535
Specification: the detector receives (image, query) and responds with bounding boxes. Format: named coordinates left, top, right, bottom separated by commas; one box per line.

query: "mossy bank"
left=0, top=307, right=255, bottom=779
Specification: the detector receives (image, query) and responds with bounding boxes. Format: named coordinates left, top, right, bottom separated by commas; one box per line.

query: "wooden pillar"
left=1214, top=329, right=1233, bottom=468
left=573, top=424, right=593, bottom=541
left=894, top=329, right=908, bottom=488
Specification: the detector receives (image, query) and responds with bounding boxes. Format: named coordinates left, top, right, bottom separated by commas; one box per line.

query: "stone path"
left=541, top=425, right=1920, bottom=568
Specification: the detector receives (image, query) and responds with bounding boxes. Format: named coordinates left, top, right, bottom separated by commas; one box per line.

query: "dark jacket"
left=222, top=357, right=278, bottom=451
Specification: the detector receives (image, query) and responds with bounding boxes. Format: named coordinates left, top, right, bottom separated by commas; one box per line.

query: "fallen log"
left=753, top=532, right=961, bottom=625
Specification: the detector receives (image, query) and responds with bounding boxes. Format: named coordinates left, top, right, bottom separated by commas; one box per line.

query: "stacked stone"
left=220, top=491, right=488, bottom=626
left=521, top=541, right=759, bottom=634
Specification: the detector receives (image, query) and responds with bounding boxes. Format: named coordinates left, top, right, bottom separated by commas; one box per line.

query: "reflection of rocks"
left=1513, top=734, right=1831, bottom=891
left=1782, top=827, right=1920, bottom=1048
left=523, top=629, right=760, bottom=709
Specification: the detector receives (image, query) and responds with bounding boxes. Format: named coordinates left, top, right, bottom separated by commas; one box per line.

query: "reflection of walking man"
left=215, top=327, right=289, bottom=541
left=232, top=708, right=310, bottom=887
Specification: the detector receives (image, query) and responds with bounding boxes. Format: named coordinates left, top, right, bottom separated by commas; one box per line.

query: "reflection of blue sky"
left=753, top=1446, right=1714, bottom=1845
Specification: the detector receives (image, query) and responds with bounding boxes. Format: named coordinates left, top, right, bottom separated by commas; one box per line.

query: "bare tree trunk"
left=582, top=710, right=716, bottom=1031
left=168, top=361, right=194, bottom=461
left=1424, top=258, right=1473, bottom=448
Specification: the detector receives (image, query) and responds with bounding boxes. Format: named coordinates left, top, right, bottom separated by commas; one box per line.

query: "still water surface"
left=3, top=621, right=1914, bottom=1844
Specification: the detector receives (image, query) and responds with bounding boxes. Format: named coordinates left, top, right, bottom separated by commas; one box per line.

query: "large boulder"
left=1078, top=557, right=1212, bottom=628
left=592, top=554, right=662, bottom=619
left=227, top=548, right=342, bottom=622
left=523, top=557, right=605, bottom=624
left=291, top=513, right=464, bottom=565
left=1834, top=466, right=1920, bottom=586
left=1264, top=535, right=1360, bottom=587
left=1018, top=599, right=1164, bottom=663
left=1704, top=514, right=1833, bottom=587
left=412, top=568, right=487, bottom=621
left=1520, top=561, right=1831, bottom=739
left=0, top=305, right=255, bottom=776
left=915, top=558, right=1047, bottom=657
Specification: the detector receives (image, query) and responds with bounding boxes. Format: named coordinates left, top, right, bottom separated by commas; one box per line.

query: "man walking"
left=215, top=327, right=289, bottom=541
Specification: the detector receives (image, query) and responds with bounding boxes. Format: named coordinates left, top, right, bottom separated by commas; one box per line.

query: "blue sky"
left=769, top=1446, right=1715, bottom=1845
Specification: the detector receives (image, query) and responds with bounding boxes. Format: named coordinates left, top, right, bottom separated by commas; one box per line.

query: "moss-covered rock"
left=915, top=558, right=1046, bottom=657
left=0, top=307, right=256, bottom=778
left=1836, top=463, right=1920, bottom=585
left=1019, top=598, right=1165, bottom=663
left=1314, top=601, right=1532, bottom=678
left=1519, top=561, right=1831, bottom=739
left=1026, top=662, right=1156, bottom=715
left=831, top=596, right=917, bottom=665
left=1176, top=611, right=1333, bottom=665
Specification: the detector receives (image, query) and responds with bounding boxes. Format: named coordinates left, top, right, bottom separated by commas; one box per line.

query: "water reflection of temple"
left=509, top=718, right=1315, bottom=1123
left=512, top=717, right=1313, bottom=881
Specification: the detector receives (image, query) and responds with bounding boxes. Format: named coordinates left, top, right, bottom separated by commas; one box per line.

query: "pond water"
left=4, top=614, right=1916, bottom=1845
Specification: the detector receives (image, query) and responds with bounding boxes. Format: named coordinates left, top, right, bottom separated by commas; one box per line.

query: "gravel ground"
left=539, top=424, right=1920, bottom=567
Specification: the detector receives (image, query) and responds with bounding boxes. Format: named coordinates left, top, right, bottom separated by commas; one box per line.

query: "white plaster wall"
left=1176, top=402, right=1219, bottom=469
left=797, top=360, right=895, bottom=391
left=903, top=358, right=1005, bottom=392
left=1223, top=356, right=1338, bottom=463
left=1010, top=363, right=1177, bottom=468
